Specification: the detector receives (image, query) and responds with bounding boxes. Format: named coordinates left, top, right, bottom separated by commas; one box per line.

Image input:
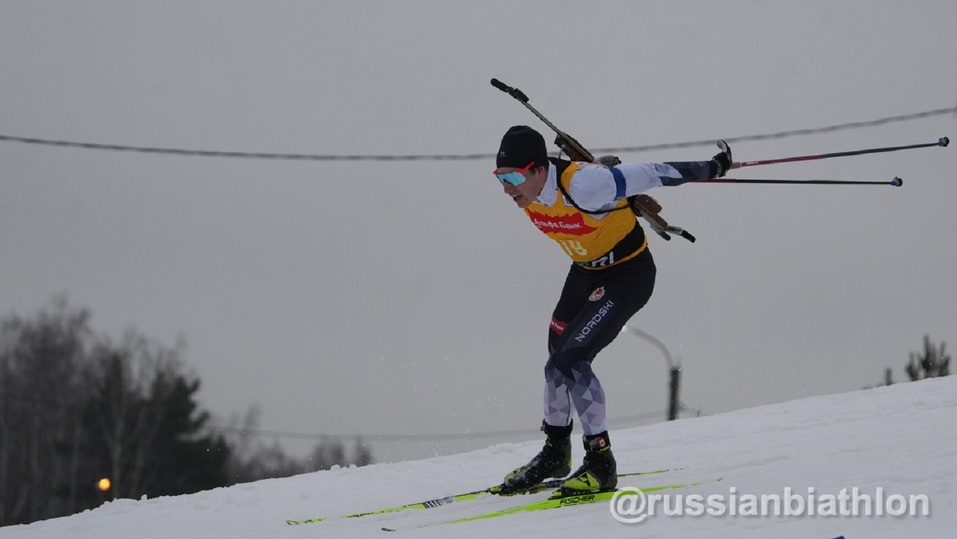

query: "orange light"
left=97, top=478, right=111, bottom=492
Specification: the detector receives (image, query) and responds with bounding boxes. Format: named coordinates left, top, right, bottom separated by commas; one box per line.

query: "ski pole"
left=701, top=177, right=903, bottom=187
left=732, top=137, right=948, bottom=169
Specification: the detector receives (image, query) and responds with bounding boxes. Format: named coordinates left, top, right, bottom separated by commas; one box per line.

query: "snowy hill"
left=5, top=377, right=955, bottom=538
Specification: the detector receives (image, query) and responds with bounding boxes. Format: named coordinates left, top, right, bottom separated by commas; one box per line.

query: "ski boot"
left=491, top=421, right=572, bottom=495
left=560, top=431, right=617, bottom=494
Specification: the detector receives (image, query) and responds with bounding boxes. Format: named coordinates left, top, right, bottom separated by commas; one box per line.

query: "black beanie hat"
left=497, top=125, right=547, bottom=168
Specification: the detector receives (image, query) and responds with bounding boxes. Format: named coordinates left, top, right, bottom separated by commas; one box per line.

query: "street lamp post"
left=623, top=326, right=681, bottom=421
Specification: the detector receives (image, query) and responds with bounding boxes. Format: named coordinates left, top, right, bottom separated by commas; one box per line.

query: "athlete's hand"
left=709, top=140, right=732, bottom=178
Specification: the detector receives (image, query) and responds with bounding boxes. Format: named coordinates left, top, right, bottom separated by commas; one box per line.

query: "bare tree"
left=0, top=297, right=91, bottom=524
left=83, top=329, right=222, bottom=499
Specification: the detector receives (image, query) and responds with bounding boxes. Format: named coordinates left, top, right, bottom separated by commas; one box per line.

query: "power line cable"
left=0, top=106, right=952, bottom=162
left=600, top=106, right=955, bottom=154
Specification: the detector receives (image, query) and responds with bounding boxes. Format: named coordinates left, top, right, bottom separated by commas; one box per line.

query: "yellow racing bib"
left=525, top=162, right=647, bottom=269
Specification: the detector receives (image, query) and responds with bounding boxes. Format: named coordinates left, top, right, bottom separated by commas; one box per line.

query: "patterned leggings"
left=543, top=248, right=656, bottom=436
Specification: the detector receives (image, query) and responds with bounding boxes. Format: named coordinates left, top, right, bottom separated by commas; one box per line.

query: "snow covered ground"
left=5, top=376, right=955, bottom=538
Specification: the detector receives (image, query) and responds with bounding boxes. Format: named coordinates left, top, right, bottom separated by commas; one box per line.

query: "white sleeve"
left=565, top=163, right=670, bottom=212
left=568, top=161, right=712, bottom=212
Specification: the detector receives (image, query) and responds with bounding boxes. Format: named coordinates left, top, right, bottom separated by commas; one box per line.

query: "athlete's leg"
left=548, top=251, right=656, bottom=435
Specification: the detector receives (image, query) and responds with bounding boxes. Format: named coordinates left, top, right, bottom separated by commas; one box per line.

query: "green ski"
left=285, top=469, right=673, bottom=525
left=381, top=475, right=722, bottom=532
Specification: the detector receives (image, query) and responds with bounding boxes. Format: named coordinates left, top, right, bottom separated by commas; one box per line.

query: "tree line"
left=870, top=334, right=950, bottom=388
left=0, top=298, right=372, bottom=526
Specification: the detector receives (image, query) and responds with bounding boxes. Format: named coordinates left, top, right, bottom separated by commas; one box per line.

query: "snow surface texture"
left=5, top=377, right=955, bottom=538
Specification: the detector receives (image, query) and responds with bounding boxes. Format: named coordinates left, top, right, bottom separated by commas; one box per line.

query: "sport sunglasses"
left=493, top=160, right=537, bottom=186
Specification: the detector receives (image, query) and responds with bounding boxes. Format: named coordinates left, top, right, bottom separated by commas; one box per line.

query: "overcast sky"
left=2, top=1, right=955, bottom=461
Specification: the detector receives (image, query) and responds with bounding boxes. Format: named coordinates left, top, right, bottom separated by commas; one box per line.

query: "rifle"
left=490, top=78, right=695, bottom=243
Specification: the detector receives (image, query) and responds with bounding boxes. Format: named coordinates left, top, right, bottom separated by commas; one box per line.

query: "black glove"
left=709, top=140, right=732, bottom=178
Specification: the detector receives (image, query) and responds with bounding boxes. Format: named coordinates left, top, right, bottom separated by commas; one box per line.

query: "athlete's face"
left=495, top=163, right=547, bottom=209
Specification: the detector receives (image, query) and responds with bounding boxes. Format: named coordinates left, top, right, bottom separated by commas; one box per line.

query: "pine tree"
left=904, top=335, right=951, bottom=381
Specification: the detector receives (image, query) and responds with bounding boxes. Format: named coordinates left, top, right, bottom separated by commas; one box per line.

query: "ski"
left=381, top=475, right=722, bottom=532
left=285, top=469, right=673, bottom=525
